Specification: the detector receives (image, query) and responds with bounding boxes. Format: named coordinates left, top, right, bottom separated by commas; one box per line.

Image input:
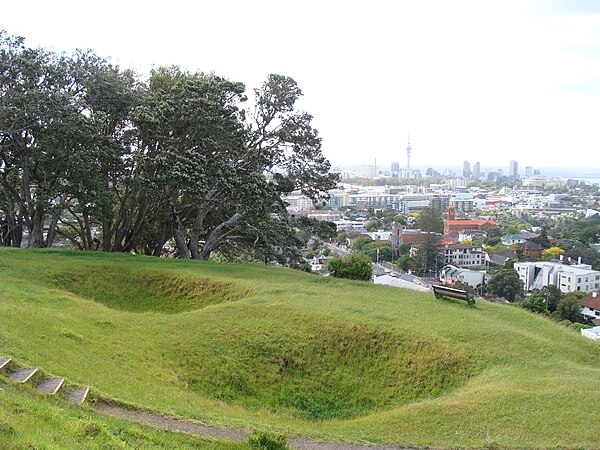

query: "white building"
left=443, top=244, right=486, bottom=268
left=581, top=327, right=600, bottom=341
left=515, top=261, right=600, bottom=294
left=439, top=265, right=485, bottom=288
left=283, top=194, right=314, bottom=211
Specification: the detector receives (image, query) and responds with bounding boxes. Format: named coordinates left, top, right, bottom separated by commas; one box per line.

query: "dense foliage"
left=327, top=254, right=373, bottom=281
left=0, top=32, right=338, bottom=263
left=487, top=268, right=524, bottom=301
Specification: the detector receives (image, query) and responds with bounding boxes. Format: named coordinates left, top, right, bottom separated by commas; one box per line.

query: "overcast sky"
left=2, top=0, right=600, bottom=171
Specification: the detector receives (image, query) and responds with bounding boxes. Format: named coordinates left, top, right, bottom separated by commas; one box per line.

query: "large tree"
left=412, top=233, right=443, bottom=275
left=487, top=268, right=523, bottom=302
left=416, top=207, right=444, bottom=233
left=0, top=32, right=339, bottom=265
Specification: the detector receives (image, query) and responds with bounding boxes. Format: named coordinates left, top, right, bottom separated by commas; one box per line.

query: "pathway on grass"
left=94, top=401, right=406, bottom=450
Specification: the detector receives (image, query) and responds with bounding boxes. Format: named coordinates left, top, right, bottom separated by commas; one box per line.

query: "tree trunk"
left=169, top=201, right=189, bottom=259
left=29, top=206, right=46, bottom=248
left=198, top=212, right=243, bottom=260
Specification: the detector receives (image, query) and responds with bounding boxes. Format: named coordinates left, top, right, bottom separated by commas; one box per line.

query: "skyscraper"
left=391, top=162, right=400, bottom=178
left=406, top=136, right=411, bottom=170
left=525, top=166, right=533, bottom=178
left=473, top=161, right=481, bottom=180
left=463, top=160, right=471, bottom=179
left=509, top=160, right=519, bottom=179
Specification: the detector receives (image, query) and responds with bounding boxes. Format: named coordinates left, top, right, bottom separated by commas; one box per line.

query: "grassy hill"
left=1, top=248, right=600, bottom=448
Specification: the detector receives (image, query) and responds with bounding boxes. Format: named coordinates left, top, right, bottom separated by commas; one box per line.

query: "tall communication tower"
left=406, top=136, right=412, bottom=170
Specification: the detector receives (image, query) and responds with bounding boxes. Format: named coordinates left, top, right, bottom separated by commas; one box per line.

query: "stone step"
left=0, top=358, right=11, bottom=372
left=9, top=367, right=38, bottom=384
left=36, top=377, right=65, bottom=395
left=67, top=386, right=90, bottom=404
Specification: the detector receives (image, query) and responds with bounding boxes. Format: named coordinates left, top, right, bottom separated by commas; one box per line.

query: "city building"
left=525, top=166, right=533, bottom=178
left=473, top=162, right=481, bottom=180
left=442, top=244, right=486, bottom=267
left=444, top=206, right=497, bottom=235
left=463, top=160, right=471, bottom=179
left=515, top=260, right=600, bottom=293
left=391, top=162, right=400, bottom=178
left=509, top=160, right=519, bottom=179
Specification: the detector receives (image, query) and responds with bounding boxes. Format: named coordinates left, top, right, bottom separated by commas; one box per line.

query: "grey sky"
left=2, top=0, right=599, bottom=170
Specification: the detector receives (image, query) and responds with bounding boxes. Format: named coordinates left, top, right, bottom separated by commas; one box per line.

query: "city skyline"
left=2, top=1, right=600, bottom=168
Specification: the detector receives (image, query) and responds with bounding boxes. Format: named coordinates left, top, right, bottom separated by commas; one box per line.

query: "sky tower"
left=406, top=136, right=411, bottom=170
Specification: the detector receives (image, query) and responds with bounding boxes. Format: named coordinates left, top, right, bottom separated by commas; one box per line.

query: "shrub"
left=248, top=430, right=290, bottom=450
left=327, top=254, right=372, bottom=281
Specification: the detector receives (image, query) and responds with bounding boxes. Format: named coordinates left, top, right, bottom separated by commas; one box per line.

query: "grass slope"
left=0, top=383, right=244, bottom=449
left=1, top=248, right=600, bottom=448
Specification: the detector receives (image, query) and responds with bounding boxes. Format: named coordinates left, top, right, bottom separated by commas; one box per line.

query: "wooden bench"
left=432, top=284, right=475, bottom=305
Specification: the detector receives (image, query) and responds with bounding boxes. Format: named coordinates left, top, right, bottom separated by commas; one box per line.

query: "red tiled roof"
left=446, top=220, right=496, bottom=226
left=580, top=293, right=600, bottom=310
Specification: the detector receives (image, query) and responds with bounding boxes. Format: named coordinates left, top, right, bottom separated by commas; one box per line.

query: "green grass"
left=1, top=248, right=600, bottom=448
left=0, top=383, right=245, bottom=449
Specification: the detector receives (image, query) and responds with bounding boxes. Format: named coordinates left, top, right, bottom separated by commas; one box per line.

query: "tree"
left=520, top=291, right=547, bottom=314
left=487, top=268, right=523, bottom=301
left=542, top=247, right=565, bottom=261
left=327, top=254, right=372, bottom=281
left=352, top=237, right=373, bottom=252
left=530, top=228, right=550, bottom=249
left=362, top=241, right=392, bottom=262
left=557, top=292, right=585, bottom=323
left=0, top=32, right=340, bottom=266
left=365, top=220, right=379, bottom=232
left=416, top=207, right=443, bottom=233
left=412, top=233, right=442, bottom=275
left=541, top=285, right=562, bottom=312
left=395, top=255, right=415, bottom=272
left=556, top=239, right=600, bottom=270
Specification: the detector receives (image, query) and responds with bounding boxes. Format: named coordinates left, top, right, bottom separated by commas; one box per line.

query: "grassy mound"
left=179, top=320, right=475, bottom=420
left=53, top=267, right=251, bottom=313
left=1, top=249, right=600, bottom=449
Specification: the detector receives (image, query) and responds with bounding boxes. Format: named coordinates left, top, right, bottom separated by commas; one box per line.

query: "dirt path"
left=94, top=401, right=407, bottom=450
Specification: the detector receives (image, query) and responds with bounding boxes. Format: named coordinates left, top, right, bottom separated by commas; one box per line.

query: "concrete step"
left=9, top=367, right=38, bottom=384
left=67, top=386, right=90, bottom=404
left=0, top=358, right=11, bottom=372
left=36, top=377, right=65, bottom=395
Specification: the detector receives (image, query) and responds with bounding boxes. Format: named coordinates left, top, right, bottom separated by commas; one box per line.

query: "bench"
left=432, top=284, right=475, bottom=305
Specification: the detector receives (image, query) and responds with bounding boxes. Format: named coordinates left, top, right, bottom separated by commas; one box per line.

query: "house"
left=458, top=229, right=488, bottom=242
left=369, top=230, right=392, bottom=241
left=443, top=244, right=486, bottom=268
left=501, top=232, right=540, bottom=246
left=518, top=240, right=544, bottom=259
left=515, top=261, right=600, bottom=293
left=439, top=265, right=485, bottom=288
left=580, top=292, right=600, bottom=321
left=486, top=251, right=519, bottom=266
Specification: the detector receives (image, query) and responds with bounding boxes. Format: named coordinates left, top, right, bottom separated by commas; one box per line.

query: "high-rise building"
left=406, top=136, right=411, bottom=170
left=463, top=160, right=471, bottom=179
left=391, top=162, right=400, bottom=177
left=509, top=160, right=519, bottom=179
left=473, top=162, right=481, bottom=180
left=525, top=166, right=533, bottom=178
